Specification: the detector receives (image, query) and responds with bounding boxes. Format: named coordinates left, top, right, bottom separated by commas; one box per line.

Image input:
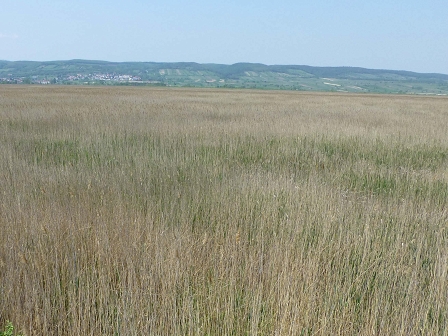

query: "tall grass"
left=1, top=86, right=448, bottom=335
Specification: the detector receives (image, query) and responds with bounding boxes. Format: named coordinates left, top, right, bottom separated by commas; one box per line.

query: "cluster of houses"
left=66, top=73, right=142, bottom=82
left=0, top=76, right=25, bottom=84
left=1, top=73, right=142, bottom=84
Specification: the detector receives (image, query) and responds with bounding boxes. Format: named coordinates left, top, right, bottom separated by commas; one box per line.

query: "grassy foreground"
left=1, top=86, right=448, bottom=335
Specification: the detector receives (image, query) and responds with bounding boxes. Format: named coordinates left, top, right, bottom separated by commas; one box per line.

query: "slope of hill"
left=1, top=60, right=448, bottom=95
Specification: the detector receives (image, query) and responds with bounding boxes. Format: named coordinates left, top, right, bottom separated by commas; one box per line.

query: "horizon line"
left=1, top=59, right=447, bottom=76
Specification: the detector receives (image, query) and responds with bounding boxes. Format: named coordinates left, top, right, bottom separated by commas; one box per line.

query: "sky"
left=1, top=0, right=447, bottom=74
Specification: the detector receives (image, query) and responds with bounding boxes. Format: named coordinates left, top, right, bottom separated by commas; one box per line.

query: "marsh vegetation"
left=1, top=86, right=448, bottom=334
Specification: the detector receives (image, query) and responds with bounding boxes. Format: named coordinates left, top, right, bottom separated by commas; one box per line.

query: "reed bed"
left=1, top=86, right=448, bottom=335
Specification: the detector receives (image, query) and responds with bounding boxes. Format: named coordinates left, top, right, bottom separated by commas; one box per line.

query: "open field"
left=1, top=86, right=448, bottom=335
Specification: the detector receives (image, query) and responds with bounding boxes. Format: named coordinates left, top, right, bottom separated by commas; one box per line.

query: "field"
left=1, top=86, right=448, bottom=335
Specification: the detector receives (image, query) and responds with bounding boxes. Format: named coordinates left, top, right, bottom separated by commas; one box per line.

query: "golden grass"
left=1, top=86, right=448, bottom=335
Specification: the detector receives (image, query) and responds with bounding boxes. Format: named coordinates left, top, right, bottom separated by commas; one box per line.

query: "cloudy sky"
left=1, top=0, right=447, bottom=74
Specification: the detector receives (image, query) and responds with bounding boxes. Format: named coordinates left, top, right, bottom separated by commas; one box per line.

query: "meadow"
left=1, top=86, right=448, bottom=335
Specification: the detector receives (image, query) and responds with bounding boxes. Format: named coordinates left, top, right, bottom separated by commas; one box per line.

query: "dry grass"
left=1, top=86, right=448, bottom=335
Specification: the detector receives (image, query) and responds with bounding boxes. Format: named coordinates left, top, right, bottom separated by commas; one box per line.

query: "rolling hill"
left=1, top=59, right=448, bottom=95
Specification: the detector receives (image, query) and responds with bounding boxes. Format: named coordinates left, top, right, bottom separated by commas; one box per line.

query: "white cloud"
left=0, top=33, right=19, bottom=39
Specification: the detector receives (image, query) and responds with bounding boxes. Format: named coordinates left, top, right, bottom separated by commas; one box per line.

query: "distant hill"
left=1, top=59, right=448, bottom=95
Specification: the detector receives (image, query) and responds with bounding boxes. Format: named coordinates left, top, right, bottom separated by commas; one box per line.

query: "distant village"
left=0, top=73, right=147, bottom=84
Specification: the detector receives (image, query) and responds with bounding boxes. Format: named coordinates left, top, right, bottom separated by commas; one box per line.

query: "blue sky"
left=1, top=0, right=447, bottom=74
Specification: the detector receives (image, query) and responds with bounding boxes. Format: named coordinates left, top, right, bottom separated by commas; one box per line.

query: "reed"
left=1, top=86, right=448, bottom=335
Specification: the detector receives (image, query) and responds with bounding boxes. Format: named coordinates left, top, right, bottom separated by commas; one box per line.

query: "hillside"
left=1, top=59, right=448, bottom=95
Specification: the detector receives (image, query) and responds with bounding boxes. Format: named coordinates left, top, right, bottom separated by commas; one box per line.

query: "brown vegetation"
left=1, top=86, right=448, bottom=335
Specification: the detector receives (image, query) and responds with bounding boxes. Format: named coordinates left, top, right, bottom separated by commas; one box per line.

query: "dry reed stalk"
left=1, top=86, right=448, bottom=335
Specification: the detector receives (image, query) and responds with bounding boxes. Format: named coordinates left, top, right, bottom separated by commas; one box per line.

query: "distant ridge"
left=1, top=60, right=448, bottom=95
